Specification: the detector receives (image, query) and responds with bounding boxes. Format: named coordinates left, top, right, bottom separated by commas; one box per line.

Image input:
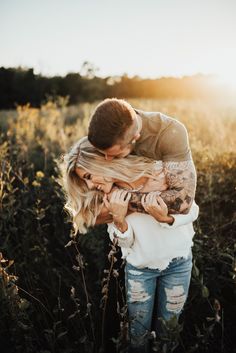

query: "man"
left=88, top=98, right=197, bottom=222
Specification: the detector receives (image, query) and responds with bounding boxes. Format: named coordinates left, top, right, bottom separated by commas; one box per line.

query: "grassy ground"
left=0, top=98, right=236, bottom=353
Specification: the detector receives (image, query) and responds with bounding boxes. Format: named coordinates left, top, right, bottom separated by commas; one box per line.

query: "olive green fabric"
left=133, top=109, right=192, bottom=162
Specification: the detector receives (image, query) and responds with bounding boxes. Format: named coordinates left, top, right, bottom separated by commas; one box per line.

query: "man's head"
left=88, top=98, right=141, bottom=159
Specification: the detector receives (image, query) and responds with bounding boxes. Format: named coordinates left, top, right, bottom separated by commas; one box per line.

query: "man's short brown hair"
left=88, top=98, right=135, bottom=149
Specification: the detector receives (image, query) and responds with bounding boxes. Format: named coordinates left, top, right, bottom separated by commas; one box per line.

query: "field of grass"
left=0, top=98, right=236, bottom=353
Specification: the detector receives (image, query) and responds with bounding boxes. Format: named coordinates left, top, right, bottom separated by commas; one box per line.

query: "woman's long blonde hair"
left=60, top=136, right=157, bottom=234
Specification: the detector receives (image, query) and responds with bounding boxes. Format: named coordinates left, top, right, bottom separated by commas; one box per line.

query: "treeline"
left=0, top=66, right=221, bottom=109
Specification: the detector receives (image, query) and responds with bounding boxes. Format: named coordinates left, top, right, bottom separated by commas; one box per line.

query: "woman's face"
left=75, top=167, right=114, bottom=194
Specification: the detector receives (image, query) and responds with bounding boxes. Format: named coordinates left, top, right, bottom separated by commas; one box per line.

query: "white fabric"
left=107, top=201, right=199, bottom=271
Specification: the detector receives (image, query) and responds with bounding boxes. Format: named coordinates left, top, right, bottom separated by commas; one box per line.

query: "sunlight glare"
left=217, top=69, right=236, bottom=90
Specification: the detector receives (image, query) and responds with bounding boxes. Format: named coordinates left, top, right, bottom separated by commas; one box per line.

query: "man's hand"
left=141, top=192, right=174, bottom=224
left=103, top=189, right=131, bottom=232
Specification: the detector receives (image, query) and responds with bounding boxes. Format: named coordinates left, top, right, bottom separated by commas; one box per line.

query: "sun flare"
left=217, top=69, right=236, bottom=90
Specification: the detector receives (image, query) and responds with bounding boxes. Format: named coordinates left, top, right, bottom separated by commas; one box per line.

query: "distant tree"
left=0, top=66, right=222, bottom=109
left=80, top=61, right=99, bottom=79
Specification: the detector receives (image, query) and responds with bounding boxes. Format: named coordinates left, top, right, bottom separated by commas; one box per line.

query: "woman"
left=61, top=136, right=199, bottom=352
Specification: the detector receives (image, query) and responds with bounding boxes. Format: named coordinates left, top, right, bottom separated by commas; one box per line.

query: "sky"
left=1, top=0, right=236, bottom=85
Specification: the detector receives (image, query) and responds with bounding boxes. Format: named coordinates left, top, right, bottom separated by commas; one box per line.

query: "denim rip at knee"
left=125, top=252, right=193, bottom=349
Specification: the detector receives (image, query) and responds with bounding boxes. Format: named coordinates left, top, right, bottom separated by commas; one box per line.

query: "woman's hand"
left=103, top=189, right=131, bottom=232
left=141, top=192, right=174, bottom=224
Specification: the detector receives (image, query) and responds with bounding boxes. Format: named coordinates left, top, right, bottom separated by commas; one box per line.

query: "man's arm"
left=95, top=160, right=196, bottom=225
left=95, top=122, right=196, bottom=223
left=157, top=117, right=196, bottom=213
left=160, top=160, right=197, bottom=214
left=126, top=160, right=196, bottom=215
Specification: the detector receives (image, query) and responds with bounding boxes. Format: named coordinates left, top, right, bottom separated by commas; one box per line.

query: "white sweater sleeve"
left=107, top=220, right=134, bottom=248
left=159, top=201, right=199, bottom=229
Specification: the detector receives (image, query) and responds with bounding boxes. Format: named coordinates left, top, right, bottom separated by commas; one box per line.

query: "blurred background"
left=0, top=0, right=236, bottom=108
left=0, top=1, right=236, bottom=353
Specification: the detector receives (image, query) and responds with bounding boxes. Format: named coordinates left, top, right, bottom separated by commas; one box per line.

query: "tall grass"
left=0, top=98, right=236, bottom=353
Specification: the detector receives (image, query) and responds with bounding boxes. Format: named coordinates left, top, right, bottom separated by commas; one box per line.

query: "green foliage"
left=0, top=99, right=236, bottom=353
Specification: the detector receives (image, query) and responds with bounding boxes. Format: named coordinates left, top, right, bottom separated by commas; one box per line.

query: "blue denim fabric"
left=125, top=252, right=193, bottom=352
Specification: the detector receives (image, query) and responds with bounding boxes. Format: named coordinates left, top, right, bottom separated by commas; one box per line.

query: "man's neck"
left=135, top=112, right=143, bottom=136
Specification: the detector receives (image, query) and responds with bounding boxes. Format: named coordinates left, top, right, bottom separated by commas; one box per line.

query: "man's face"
left=99, top=142, right=134, bottom=160
left=98, top=120, right=141, bottom=160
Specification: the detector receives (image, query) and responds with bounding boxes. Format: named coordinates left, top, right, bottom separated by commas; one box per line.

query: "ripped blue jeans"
left=125, top=252, right=193, bottom=352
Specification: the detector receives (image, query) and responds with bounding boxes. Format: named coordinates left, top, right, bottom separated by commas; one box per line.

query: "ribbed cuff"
left=111, top=220, right=132, bottom=238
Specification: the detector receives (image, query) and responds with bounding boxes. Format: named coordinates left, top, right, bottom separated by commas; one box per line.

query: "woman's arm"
left=103, top=190, right=131, bottom=232
left=104, top=190, right=134, bottom=248
left=141, top=192, right=199, bottom=227
left=107, top=221, right=134, bottom=248
left=95, top=204, right=113, bottom=225
left=158, top=201, right=199, bottom=229
left=141, top=193, right=174, bottom=224
left=95, top=172, right=198, bottom=225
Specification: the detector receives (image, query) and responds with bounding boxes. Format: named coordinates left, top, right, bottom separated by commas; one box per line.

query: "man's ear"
left=131, top=133, right=140, bottom=145
left=134, top=133, right=140, bottom=141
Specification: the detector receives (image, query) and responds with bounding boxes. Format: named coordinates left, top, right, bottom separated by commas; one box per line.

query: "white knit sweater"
left=107, top=202, right=199, bottom=270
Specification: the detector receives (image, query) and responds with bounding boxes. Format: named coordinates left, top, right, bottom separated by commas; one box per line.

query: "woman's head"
left=61, top=136, right=156, bottom=234
left=60, top=137, right=104, bottom=234
left=73, top=136, right=156, bottom=182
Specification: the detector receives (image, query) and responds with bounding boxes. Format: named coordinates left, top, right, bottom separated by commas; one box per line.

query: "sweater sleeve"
left=159, top=201, right=199, bottom=229
left=158, top=118, right=192, bottom=162
left=107, top=220, right=134, bottom=248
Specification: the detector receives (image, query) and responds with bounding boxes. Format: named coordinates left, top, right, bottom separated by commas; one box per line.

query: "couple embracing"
left=61, top=98, right=198, bottom=353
